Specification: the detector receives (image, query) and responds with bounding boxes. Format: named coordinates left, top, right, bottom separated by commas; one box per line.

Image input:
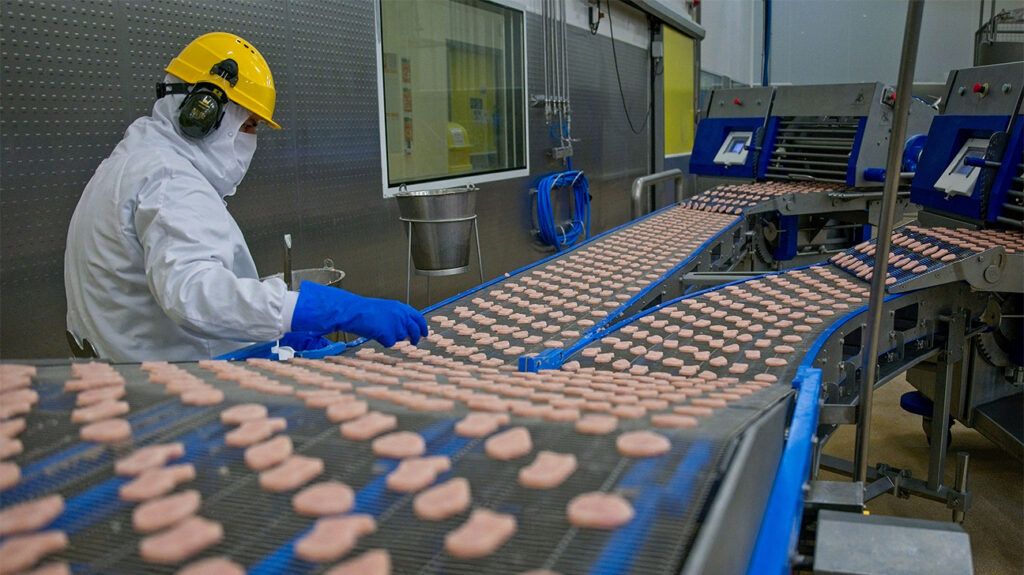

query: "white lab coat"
left=65, top=77, right=298, bottom=362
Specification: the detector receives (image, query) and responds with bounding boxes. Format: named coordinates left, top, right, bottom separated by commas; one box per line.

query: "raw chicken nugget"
left=259, top=455, right=324, bottom=492
left=244, top=435, right=293, bottom=471
left=119, top=464, right=196, bottom=502
left=0, top=531, right=69, bottom=573
left=139, top=516, right=223, bottom=564
left=340, top=412, right=397, bottom=441
left=295, top=514, right=376, bottom=563
left=0, top=461, right=20, bottom=491
left=386, top=456, right=451, bottom=493
left=220, top=403, right=268, bottom=425
left=325, top=549, right=391, bottom=575
left=133, top=490, right=201, bottom=533
left=371, top=431, right=425, bottom=459
left=484, top=426, right=532, bottom=460
left=575, top=414, right=618, bottom=435
left=80, top=418, right=131, bottom=443
left=115, top=443, right=185, bottom=476
left=567, top=492, right=634, bottom=529
left=0, top=495, right=64, bottom=536
left=455, top=412, right=509, bottom=438
left=445, top=509, right=517, bottom=559
left=518, top=451, right=577, bottom=489
left=292, top=481, right=355, bottom=517
left=413, top=477, right=471, bottom=521
left=225, top=417, right=287, bottom=448
left=616, top=431, right=671, bottom=457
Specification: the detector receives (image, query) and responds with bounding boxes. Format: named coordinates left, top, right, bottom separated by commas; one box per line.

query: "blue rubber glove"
left=291, top=281, right=428, bottom=347
left=278, top=331, right=333, bottom=352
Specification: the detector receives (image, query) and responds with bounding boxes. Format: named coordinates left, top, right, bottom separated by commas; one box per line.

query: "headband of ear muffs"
left=155, top=59, right=240, bottom=140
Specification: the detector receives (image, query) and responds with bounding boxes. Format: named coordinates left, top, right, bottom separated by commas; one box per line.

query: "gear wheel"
left=977, top=295, right=1023, bottom=368
left=977, top=332, right=1009, bottom=367
left=753, top=217, right=776, bottom=266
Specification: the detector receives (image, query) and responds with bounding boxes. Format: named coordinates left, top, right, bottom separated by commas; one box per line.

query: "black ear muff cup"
left=177, top=83, right=229, bottom=140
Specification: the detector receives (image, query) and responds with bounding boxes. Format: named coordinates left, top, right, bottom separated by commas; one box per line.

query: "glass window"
left=378, top=0, right=527, bottom=195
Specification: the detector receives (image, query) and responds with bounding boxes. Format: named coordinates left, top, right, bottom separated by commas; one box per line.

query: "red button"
left=973, top=82, right=986, bottom=94
left=733, top=98, right=743, bottom=106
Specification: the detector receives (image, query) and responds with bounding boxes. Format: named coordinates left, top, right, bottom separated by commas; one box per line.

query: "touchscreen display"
left=728, top=137, right=747, bottom=154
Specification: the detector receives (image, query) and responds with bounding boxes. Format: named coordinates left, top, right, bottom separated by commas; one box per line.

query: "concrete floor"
left=820, top=376, right=1023, bottom=575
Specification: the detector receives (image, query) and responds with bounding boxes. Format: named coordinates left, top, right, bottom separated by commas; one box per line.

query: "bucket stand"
left=402, top=215, right=484, bottom=305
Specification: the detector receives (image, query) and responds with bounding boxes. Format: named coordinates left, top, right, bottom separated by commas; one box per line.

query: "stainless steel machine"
left=902, top=61, right=1024, bottom=461
left=688, top=82, right=937, bottom=270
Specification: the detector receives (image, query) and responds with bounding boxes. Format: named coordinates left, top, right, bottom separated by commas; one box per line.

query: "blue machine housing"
left=689, top=117, right=767, bottom=179
left=910, top=114, right=1020, bottom=223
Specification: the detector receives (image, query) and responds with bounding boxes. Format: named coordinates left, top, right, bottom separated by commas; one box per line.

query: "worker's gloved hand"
left=278, top=331, right=332, bottom=352
left=291, top=281, right=429, bottom=347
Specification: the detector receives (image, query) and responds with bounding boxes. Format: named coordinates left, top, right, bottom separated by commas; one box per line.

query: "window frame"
left=374, top=0, right=530, bottom=197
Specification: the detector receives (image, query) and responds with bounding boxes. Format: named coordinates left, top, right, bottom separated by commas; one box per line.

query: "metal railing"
left=630, top=169, right=686, bottom=219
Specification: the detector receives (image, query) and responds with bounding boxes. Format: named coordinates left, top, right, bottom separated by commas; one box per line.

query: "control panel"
left=713, top=131, right=753, bottom=166
left=934, top=138, right=990, bottom=196
left=911, top=61, right=1024, bottom=227
left=689, top=86, right=775, bottom=179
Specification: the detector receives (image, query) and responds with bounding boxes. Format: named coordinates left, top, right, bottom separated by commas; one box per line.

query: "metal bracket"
left=680, top=271, right=764, bottom=286
left=819, top=454, right=972, bottom=516
left=818, top=403, right=858, bottom=425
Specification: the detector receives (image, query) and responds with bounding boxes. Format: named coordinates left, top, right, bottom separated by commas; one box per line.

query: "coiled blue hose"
left=536, top=169, right=590, bottom=251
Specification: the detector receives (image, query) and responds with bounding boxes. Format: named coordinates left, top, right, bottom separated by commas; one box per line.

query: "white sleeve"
left=135, top=172, right=295, bottom=342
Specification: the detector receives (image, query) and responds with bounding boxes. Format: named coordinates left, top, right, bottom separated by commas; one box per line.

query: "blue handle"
left=963, top=156, right=1000, bottom=169
left=863, top=167, right=886, bottom=182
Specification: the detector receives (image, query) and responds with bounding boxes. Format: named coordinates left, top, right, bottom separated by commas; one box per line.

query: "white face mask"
left=184, top=101, right=254, bottom=198
left=228, top=131, right=258, bottom=197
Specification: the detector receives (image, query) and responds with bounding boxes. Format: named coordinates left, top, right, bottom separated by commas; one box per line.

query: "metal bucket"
left=395, top=186, right=478, bottom=275
left=264, top=259, right=345, bottom=289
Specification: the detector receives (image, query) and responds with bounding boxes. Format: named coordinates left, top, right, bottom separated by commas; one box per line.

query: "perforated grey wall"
left=0, top=1, right=651, bottom=358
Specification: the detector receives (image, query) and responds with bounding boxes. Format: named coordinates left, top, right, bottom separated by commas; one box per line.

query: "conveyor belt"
left=682, top=181, right=844, bottom=215
left=386, top=205, right=741, bottom=364
left=829, top=224, right=1023, bottom=288
left=0, top=264, right=876, bottom=575
left=364, top=182, right=846, bottom=367
left=2, top=358, right=755, bottom=574
left=9, top=192, right=1003, bottom=575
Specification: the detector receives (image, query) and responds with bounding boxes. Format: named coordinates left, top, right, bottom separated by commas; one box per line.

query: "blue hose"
left=536, top=170, right=590, bottom=251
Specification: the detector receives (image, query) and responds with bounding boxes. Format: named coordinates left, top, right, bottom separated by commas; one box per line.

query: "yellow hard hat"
left=165, top=32, right=281, bottom=129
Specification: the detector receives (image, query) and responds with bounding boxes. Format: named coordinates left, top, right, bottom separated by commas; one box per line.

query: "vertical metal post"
left=405, top=221, right=414, bottom=305
left=853, top=0, right=926, bottom=484
left=542, top=0, right=549, bottom=122
left=929, top=338, right=954, bottom=489
left=473, top=218, right=485, bottom=283
left=952, top=451, right=970, bottom=523
left=929, top=313, right=963, bottom=490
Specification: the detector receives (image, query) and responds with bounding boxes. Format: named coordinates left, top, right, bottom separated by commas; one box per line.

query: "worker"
left=64, top=32, right=427, bottom=362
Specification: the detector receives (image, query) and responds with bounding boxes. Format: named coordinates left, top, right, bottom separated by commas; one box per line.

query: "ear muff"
left=176, top=83, right=229, bottom=139
left=155, top=59, right=240, bottom=140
